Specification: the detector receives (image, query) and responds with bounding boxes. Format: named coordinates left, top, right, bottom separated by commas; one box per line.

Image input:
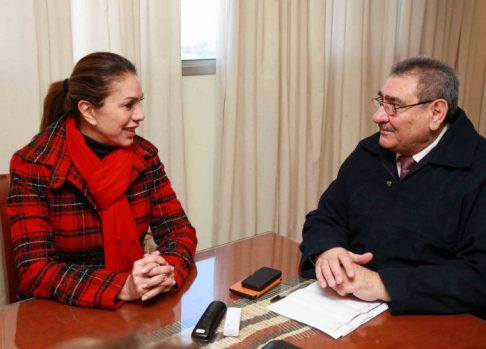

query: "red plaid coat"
left=8, top=116, right=197, bottom=309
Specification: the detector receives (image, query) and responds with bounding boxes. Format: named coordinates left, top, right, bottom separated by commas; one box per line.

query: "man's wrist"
left=310, top=250, right=327, bottom=266
left=377, top=274, right=391, bottom=302
left=310, top=255, right=317, bottom=266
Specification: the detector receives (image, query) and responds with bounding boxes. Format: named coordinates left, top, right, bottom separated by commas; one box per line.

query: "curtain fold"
left=139, top=0, right=187, bottom=204
left=35, top=0, right=74, bottom=101
left=215, top=0, right=486, bottom=245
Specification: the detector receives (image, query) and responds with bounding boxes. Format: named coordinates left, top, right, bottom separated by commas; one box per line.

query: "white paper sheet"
left=267, top=282, right=388, bottom=339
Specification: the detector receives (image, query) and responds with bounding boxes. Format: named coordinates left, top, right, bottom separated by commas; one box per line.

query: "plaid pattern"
left=7, top=116, right=197, bottom=309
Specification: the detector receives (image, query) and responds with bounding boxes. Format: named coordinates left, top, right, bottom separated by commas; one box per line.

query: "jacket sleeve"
left=379, top=183, right=486, bottom=315
left=8, top=156, right=129, bottom=309
left=299, top=161, right=351, bottom=278
left=148, top=154, right=197, bottom=290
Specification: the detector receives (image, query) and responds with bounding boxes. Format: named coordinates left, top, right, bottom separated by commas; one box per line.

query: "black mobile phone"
left=241, top=267, right=282, bottom=291
left=229, top=277, right=282, bottom=299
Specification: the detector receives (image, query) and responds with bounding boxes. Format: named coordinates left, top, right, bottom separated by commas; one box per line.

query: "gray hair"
left=390, top=56, right=460, bottom=123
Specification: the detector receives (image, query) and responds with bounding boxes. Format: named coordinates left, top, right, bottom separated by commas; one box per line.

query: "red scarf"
left=65, top=117, right=144, bottom=271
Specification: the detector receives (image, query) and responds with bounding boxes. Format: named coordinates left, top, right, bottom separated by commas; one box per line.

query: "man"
left=300, top=57, right=486, bottom=317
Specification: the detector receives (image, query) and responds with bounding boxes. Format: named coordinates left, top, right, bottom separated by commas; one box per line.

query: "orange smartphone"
left=229, top=277, right=282, bottom=299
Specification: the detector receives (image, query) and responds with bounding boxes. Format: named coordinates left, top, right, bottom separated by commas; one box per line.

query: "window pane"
left=181, top=0, right=219, bottom=60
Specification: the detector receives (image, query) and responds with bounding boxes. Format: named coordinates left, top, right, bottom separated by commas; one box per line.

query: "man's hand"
left=315, top=247, right=373, bottom=288
left=332, top=264, right=391, bottom=302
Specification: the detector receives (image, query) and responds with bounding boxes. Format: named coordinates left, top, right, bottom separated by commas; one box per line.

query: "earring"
left=91, top=120, right=97, bottom=126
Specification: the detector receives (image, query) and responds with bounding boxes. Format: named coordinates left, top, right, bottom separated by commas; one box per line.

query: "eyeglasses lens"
left=372, top=99, right=396, bottom=116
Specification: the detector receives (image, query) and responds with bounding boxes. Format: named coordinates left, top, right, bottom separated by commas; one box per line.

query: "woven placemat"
left=139, top=277, right=317, bottom=348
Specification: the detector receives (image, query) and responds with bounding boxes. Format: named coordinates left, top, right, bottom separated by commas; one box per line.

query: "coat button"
left=386, top=181, right=392, bottom=187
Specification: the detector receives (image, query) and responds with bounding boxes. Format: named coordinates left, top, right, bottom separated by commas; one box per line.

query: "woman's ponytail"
left=40, top=79, right=69, bottom=131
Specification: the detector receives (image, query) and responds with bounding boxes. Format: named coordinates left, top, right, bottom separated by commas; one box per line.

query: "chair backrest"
left=0, top=174, right=19, bottom=303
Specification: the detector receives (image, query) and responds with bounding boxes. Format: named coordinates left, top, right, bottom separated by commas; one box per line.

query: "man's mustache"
left=378, top=124, right=394, bottom=132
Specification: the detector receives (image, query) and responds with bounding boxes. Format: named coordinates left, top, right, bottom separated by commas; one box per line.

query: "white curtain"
left=0, top=0, right=73, bottom=177
left=0, top=0, right=185, bottom=305
left=215, top=0, right=486, bottom=245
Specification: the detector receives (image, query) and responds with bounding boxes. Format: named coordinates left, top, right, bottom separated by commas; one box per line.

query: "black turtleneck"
left=82, top=135, right=117, bottom=160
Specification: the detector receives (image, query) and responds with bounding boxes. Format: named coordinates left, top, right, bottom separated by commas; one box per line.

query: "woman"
left=8, top=52, right=197, bottom=309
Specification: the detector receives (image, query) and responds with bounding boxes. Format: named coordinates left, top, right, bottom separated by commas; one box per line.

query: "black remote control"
left=191, top=301, right=227, bottom=341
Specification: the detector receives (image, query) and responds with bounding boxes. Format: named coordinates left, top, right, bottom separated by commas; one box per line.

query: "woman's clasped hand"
left=118, top=251, right=177, bottom=302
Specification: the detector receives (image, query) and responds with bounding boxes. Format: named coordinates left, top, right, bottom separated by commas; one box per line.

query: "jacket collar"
left=359, top=108, right=479, bottom=170
left=22, top=116, right=157, bottom=205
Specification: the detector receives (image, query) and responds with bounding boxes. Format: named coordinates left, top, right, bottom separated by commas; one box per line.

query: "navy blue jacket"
left=300, top=108, right=486, bottom=315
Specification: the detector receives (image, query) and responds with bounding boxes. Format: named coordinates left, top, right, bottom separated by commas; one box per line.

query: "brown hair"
left=40, top=52, right=137, bottom=131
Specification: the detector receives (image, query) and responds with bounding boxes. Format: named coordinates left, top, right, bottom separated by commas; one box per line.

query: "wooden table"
left=1, top=232, right=485, bottom=348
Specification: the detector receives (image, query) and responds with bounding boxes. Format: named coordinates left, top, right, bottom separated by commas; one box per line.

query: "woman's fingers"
left=145, top=264, right=174, bottom=277
left=140, top=276, right=176, bottom=301
left=141, top=272, right=176, bottom=289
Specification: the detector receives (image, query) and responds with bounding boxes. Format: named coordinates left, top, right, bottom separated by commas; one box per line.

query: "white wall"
left=182, top=74, right=217, bottom=251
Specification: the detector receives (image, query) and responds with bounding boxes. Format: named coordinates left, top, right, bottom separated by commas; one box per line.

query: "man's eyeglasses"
left=371, top=97, right=434, bottom=116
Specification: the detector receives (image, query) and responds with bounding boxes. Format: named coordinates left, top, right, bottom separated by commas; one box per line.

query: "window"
left=181, top=0, right=219, bottom=75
